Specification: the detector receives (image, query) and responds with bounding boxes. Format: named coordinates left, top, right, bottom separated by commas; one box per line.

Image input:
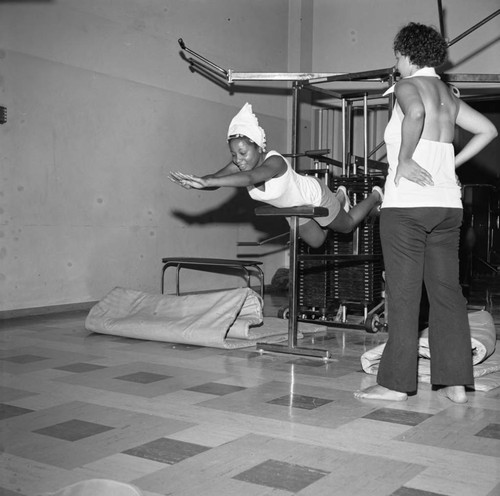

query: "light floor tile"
left=2, top=284, right=499, bottom=496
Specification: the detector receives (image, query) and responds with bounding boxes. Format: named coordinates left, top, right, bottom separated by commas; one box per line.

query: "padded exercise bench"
left=161, top=257, right=264, bottom=298
left=254, top=204, right=332, bottom=360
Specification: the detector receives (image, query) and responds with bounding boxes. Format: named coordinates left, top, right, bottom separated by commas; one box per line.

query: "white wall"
left=1, top=0, right=306, bottom=312
left=1, top=0, right=498, bottom=313
left=312, top=0, right=500, bottom=75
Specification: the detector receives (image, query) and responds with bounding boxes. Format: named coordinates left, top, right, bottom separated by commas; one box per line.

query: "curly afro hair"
left=393, top=22, right=448, bottom=68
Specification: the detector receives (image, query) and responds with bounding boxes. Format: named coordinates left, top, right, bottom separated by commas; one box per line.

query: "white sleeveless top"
left=247, top=151, right=322, bottom=208
left=382, top=68, right=462, bottom=209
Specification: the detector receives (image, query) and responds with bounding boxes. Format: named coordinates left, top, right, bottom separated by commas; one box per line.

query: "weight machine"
left=178, top=6, right=500, bottom=360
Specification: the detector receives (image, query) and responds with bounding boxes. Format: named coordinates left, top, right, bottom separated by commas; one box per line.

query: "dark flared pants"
left=377, top=207, right=474, bottom=393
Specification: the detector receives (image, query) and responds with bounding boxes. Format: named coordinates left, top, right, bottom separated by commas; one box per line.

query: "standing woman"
left=355, top=23, right=497, bottom=403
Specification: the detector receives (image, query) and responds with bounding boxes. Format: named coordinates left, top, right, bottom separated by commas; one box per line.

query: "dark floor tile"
left=233, top=459, right=329, bottom=492
left=0, top=354, right=48, bottom=364
left=33, top=419, right=114, bottom=441
left=185, top=382, right=247, bottom=395
left=0, top=487, right=27, bottom=496
left=391, top=486, right=445, bottom=495
left=475, top=423, right=500, bottom=440
left=267, top=394, right=333, bottom=410
left=363, top=408, right=433, bottom=426
left=486, top=482, right=500, bottom=496
left=0, top=386, right=37, bottom=402
left=114, top=372, right=170, bottom=384
left=123, top=437, right=210, bottom=464
left=54, top=362, right=108, bottom=373
left=0, top=403, right=34, bottom=420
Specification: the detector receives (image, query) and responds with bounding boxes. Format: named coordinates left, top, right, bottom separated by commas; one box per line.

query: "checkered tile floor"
left=1, top=281, right=499, bottom=496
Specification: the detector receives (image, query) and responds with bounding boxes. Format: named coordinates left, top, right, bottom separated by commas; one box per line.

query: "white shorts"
left=286, top=178, right=343, bottom=227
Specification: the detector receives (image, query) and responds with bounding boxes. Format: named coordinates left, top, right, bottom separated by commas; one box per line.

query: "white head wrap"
left=227, top=103, right=266, bottom=151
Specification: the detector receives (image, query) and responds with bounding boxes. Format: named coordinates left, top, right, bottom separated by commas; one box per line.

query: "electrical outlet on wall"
left=0, top=106, right=6, bottom=124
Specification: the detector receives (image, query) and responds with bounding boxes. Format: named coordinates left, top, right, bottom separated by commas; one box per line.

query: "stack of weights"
left=298, top=175, right=383, bottom=321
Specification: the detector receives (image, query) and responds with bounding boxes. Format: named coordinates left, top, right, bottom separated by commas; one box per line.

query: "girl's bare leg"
left=329, top=187, right=383, bottom=233
left=298, top=220, right=327, bottom=249
left=297, top=187, right=383, bottom=248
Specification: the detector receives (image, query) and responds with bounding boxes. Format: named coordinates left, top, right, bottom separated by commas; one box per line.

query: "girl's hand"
left=395, top=159, right=434, bottom=187
left=170, top=171, right=208, bottom=189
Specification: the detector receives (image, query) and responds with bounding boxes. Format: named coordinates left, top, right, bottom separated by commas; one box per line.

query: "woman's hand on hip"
left=395, top=159, right=434, bottom=187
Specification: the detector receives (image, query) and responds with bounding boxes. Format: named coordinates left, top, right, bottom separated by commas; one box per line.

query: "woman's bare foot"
left=438, top=386, right=468, bottom=404
left=354, top=385, right=408, bottom=401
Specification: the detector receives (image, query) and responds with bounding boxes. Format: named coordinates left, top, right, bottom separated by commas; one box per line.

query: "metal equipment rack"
left=178, top=6, right=500, bottom=359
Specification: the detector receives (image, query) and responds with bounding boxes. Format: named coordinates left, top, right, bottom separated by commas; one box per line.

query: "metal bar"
left=229, top=71, right=500, bottom=85
left=447, top=9, right=500, bottom=47
left=179, top=38, right=499, bottom=87
left=308, top=67, right=394, bottom=85
left=368, top=140, right=386, bottom=159
left=347, top=101, right=354, bottom=176
left=442, top=73, right=500, bottom=83
left=237, top=232, right=289, bottom=246
left=342, top=99, right=346, bottom=175
left=289, top=82, right=300, bottom=349
left=318, top=109, right=324, bottom=150
left=437, top=0, right=445, bottom=36
left=178, top=38, right=228, bottom=77
left=229, top=70, right=500, bottom=85
left=256, top=342, right=331, bottom=359
left=297, top=254, right=380, bottom=262
left=228, top=72, right=345, bottom=82
left=363, top=94, right=368, bottom=175
left=256, top=83, right=331, bottom=360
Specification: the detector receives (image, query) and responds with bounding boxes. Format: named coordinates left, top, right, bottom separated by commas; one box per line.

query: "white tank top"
left=247, top=151, right=322, bottom=208
left=382, top=70, right=462, bottom=209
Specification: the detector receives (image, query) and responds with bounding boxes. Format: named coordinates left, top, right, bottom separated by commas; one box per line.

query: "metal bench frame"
left=161, top=257, right=264, bottom=298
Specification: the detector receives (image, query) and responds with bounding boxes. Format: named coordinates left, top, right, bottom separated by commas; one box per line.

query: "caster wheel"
left=365, top=313, right=381, bottom=333
left=277, top=306, right=290, bottom=319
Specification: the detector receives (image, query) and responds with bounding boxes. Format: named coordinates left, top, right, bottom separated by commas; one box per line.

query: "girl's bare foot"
left=336, top=186, right=351, bottom=212
left=438, top=386, right=468, bottom=404
left=367, top=186, right=384, bottom=217
left=372, top=185, right=384, bottom=203
left=354, top=385, right=408, bottom=401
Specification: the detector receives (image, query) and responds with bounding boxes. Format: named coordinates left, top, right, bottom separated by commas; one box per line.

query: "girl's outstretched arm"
left=170, top=161, right=239, bottom=190
left=171, top=154, right=287, bottom=189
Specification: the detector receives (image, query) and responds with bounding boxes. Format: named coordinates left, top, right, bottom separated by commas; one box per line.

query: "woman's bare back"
left=412, top=77, right=459, bottom=143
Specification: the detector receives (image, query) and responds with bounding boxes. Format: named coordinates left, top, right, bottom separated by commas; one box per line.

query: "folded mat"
left=86, top=287, right=296, bottom=349
left=361, top=310, right=500, bottom=391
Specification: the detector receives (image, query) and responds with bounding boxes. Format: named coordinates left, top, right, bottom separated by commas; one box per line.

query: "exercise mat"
left=85, top=287, right=294, bottom=349
left=360, top=310, right=500, bottom=391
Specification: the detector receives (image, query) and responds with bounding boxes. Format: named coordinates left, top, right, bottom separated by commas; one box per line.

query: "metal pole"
left=342, top=98, right=346, bottom=176
left=177, top=38, right=228, bottom=77
left=363, top=94, right=368, bottom=175
left=347, top=101, right=353, bottom=176
left=447, top=9, right=500, bottom=47
left=437, top=0, right=445, bottom=36
left=317, top=108, right=324, bottom=149
left=288, top=82, right=300, bottom=348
